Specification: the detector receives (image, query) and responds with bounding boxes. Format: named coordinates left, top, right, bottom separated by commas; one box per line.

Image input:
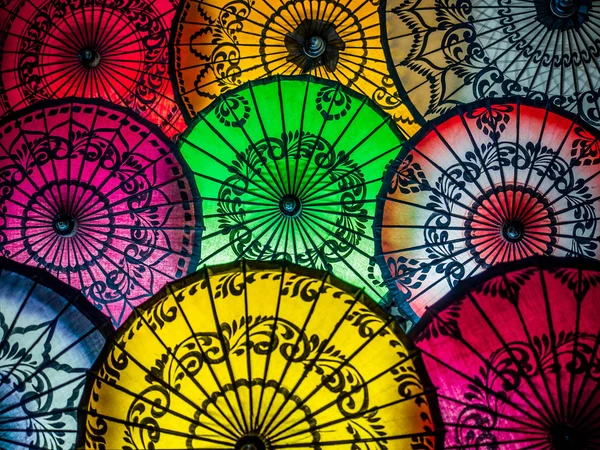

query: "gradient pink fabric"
left=414, top=258, right=600, bottom=448
left=0, top=100, right=201, bottom=326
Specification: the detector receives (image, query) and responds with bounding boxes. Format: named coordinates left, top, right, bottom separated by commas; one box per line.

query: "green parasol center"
left=304, top=36, right=326, bottom=58
left=549, top=423, right=584, bottom=449
left=501, top=220, right=525, bottom=243
left=235, top=435, right=267, bottom=450
left=78, top=48, right=101, bottom=68
left=280, top=195, right=302, bottom=217
left=52, top=213, right=77, bottom=237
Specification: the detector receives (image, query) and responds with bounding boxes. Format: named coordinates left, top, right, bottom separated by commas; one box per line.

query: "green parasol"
left=178, top=75, right=406, bottom=315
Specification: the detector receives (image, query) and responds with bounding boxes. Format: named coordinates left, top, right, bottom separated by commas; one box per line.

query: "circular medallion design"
left=83, top=261, right=440, bottom=450
left=0, top=259, right=108, bottom=450
left=374, top=101, right=600, bottom=319
left=217, top=130, right=366, bottom=267
left=0, top=99, right=202, bottom=326
left=179, top=76, right=406, bottom=313
left=413, top=257, right=600, bottom=449
left=465, top=185, right=557, bottom=267
left=22, top=181, right=113, bottom=271
left=171, top=0, right=418, bottom=136
left=382, top=0, right=600, bottom=129
left=0, top=0, right=184, bottom=138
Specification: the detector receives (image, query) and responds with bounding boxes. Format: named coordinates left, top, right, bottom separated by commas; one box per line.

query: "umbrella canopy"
left=374, top=99, right=600, bottom=320
left=411, top=256, right=600, bottom=449
left=171, top=0, right=419, bottom=137
left=0, top=257, right=110, bottom=450
left=80, top=260, right=442, bottom=449
left=381, top=0, right=600, bottom=130
left=0, top=0, right=184, bottom=138
left=0, top=98, right=202, bottom=326
left=178, top=75, right=405, bottom=313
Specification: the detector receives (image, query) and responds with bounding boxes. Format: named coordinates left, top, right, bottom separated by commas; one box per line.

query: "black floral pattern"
left=216, top=130, right=367, bottom=270
left=375, top=102, right=600, bottom=318
left=83, top=262, right=440, bottom=450
left=0, top=262, right=107, bottom=450
left=384, top=0, right=600, bottom=129
left=0, top=100, right=201, bottom=326
left=0, top=0, right=184, bottom=137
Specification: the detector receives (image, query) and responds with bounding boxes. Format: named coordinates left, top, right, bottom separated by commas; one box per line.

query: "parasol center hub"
left=549, top=423, right=584, bottom=449
left=78, top=48, right=101, bottom=68
left=235, top=435, right=268, bottom=450
left=501, top=220, right=525, bottom=243
left=550, top=0, right=578, bottom=17
left=280, top=195, right=302, bottom=217
left=304, top=36, right=326, bottom=58
left=52, top=214, right=77, bottom=237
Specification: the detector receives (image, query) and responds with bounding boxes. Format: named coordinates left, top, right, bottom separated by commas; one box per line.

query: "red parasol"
left=0, top=98, right=202, bottom=326
left=0, top=0, right=184, bottom=138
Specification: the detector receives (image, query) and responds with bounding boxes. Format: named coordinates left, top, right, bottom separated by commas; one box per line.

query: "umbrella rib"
left=74, top=222, right=198, bottom=263
left=335, top=6, right=379, bottom=38
left=93, top=2, right=132, bottom=52
left=295, top=84, right=367, bottom=200
left=300, top=144, right=402, bottom=207
left=203, top=0, right=295, bottom=40
left=257, top=271, right=330, bottom=434
left=432, top=122, right=508, bottom=222
left=445, top=436, right=550, bottom=449
left=265, top=288, right=365, bottom=439
left=478, top=18, right=552, bottom=100
left=96, top=8, right=174, bottom=57
left=539, top=266, right=567, bottom=422
left=290, top=78, right=310, bottom=195
left=162, top=284, right=248, bottom=437
left=269, top=349, right=425, bottom=441
left=179, top=50, right=294, bottom=98
left=256, top=214, right=288, bottom=260
left=242, top=262, right=254, bottom=431
left=270, top=430, right=441, bottom=448
left=0, top=377, right=86, bottom=424
left=108, top=308, right=244, bottom=438
left=567, top=268, right=584, bottom=420
left=569, top=336, right=600, bottom=426
left=86, top=410, right=235, bottom=447
left=203, top=269, right=251, bottom=433
left=181, top=127, right=286, bottom=207
left=2, top=3, right=81, bottom=53
left=407, top=141, right=510, bottom=224
left=272, top=388, right=438, bottom=444
left=91, top=60, right=180, bottom=128
left=417, top=346, right=551, bottom=428
left=438, top=394, right=548, bottom=432
left=470, top=281, right=559, bottom=423
left=0, top=280, right=38, bottom=361
left=0, top=434, right=52, bottom=450
left=378, top=193, right=505, bottom=231
left=459, top=109, right=509, bottom=220
left=253, top=262, right=288, bottom=431
left=246, top=81, right=288, bottom=198
left=176, top=49, right=289, bottom=73
left=0, top=316, right=93, bottom=410
left=198, top=211, right=282, bottom=266
left=511, top=103, right=573, bottom=223
left=262, top=294, right=396, bottom=437
left=86, top=367, right=238, bottom=442
left=181, top=148, right=281, bottom=204
left=276, top=76, right=293, bottom=195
